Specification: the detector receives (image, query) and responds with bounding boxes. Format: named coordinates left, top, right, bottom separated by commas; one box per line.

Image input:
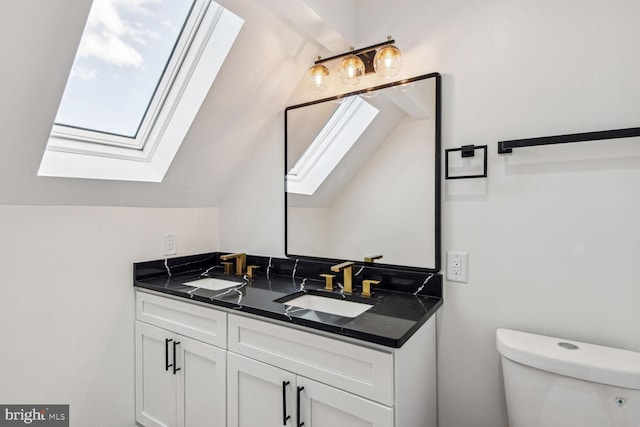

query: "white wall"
left=219, top=115, right=287, bottom=257
left=0, top=206, right=218, bottom=426
left=223, top=1, right=640, bottom=426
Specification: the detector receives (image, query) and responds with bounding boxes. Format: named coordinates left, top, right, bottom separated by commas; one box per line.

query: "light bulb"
left=338, top=54, right=365, bottom=86
left=306, top=64, right=329, bottom=92
left=374, top=44, right=402, bottom=78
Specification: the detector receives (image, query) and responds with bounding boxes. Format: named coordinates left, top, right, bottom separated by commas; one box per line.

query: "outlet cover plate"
left=447, top=251, right=468, bottom=282
left=164, top=233, right=177, bottom=256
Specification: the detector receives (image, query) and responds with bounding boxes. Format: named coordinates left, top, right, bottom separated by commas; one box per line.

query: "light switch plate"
left=447, top=251, right=468, bottom=282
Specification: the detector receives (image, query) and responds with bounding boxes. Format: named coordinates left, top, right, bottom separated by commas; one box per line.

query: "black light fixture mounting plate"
left=314, top=39, right=396, bottom=67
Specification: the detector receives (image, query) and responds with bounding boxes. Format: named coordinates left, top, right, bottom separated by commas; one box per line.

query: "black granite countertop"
left=134, top=253, right=443, bottom=348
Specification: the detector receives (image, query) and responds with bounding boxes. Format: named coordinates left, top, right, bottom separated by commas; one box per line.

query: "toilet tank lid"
left=496, top=328, right=640, bottom=390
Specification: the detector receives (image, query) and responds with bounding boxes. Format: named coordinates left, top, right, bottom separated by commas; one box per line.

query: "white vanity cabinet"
left=227, top=313, right=436, bottom=427
left=135, top=292, right=227, bottom=427
left=135, top=290, right=437, bottom=427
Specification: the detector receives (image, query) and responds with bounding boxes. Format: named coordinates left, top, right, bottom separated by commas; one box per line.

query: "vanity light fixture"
left=307, top=36, right=402, bottom=92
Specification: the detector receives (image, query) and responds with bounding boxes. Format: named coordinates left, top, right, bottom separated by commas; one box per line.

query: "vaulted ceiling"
left=0, top=0, right=359, bottom=207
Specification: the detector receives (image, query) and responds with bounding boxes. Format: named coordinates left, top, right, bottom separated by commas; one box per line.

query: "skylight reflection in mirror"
left=286, top=96, right=379, bottom=195
left=54, top=0, right=194, bottom=139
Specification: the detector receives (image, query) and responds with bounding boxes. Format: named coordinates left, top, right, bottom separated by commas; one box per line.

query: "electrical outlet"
left=447, top=251, right=468, bottom=282
left=164, top=233, right=177, bottom=256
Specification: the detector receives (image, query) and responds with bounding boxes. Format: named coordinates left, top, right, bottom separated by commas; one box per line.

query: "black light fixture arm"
left=314, top=39, right=396, bottom=65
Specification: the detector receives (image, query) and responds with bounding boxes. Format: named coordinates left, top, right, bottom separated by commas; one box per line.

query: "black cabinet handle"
left=296, top=386, right=305, bottom=427
left=165, top=338, right=173, bottom=371
left=282, top=381, right=291, bottom=425
left=172, top=341, right=181, bottom=374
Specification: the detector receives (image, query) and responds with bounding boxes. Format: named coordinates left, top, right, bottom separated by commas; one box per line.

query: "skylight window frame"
left=39, top=0, right=244, bottom=181
left=49, top=0, right=207, bottom=153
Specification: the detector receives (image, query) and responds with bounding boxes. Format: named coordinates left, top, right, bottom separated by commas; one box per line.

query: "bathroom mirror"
left=285, top=73, right=441, bottom=271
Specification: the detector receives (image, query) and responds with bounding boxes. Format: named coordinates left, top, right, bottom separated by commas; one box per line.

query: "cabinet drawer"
left=228, top=314, right=393, bottom=405
left=136, top=291, right=227, bottom=348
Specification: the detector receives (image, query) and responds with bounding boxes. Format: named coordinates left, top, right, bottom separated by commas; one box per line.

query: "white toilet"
left=496, top=328, right=640, bottom=427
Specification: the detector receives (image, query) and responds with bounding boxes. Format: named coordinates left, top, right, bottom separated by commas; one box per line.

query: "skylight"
left=39, top=0, right=243, bottom=182
left=286, top=96, right=379, bottom=195
left=54, top=0, right=194, bottom=141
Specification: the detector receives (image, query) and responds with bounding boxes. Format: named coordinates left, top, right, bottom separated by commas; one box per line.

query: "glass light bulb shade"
left=306, top=64, right=330, bottom=92
left=338, top=54, right=365, bottom=85
left=374, top=45, right=402, bottom=78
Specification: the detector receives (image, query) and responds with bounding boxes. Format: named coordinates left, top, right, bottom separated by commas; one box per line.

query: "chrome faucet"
left=331, top=261, right=355, bottom=293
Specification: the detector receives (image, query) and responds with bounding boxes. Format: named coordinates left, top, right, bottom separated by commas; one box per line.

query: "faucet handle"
left=320, top=274, right=336, bottom=291
left=361, top=279, right=381, bottom=297
left=364, top=255, right=383, bottom=263
left=221, top=262, right=234, bottom=275
left=247, top=265, right=260, bottom=279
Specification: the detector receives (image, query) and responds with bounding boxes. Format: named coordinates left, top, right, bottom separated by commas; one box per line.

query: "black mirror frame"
left=284, top=72, right=441, bottom=273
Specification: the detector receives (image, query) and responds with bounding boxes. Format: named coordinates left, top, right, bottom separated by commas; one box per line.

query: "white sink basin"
left=183, top=277, right=242, bottom=292
left=284, top=294, right=373, bottom=318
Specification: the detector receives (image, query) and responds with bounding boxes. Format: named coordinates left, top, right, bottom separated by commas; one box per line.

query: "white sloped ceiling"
left=0, top=0, right=354, bottom=207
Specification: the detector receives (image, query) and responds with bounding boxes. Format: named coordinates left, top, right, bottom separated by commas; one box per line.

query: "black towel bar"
left=498, top=127, right=640, bottom=154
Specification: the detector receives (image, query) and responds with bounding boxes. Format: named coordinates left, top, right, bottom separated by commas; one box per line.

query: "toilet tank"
left=496, top=328, right=640, bottom=427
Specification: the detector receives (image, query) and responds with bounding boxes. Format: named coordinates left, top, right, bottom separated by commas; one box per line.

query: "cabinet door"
left=136, top=321, right=177, bottom=427
left=227, top=352, right=296, bottom=427
left=298, top=377, right=393, bottom=427
left=177, top=335, right=227, bottom=427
